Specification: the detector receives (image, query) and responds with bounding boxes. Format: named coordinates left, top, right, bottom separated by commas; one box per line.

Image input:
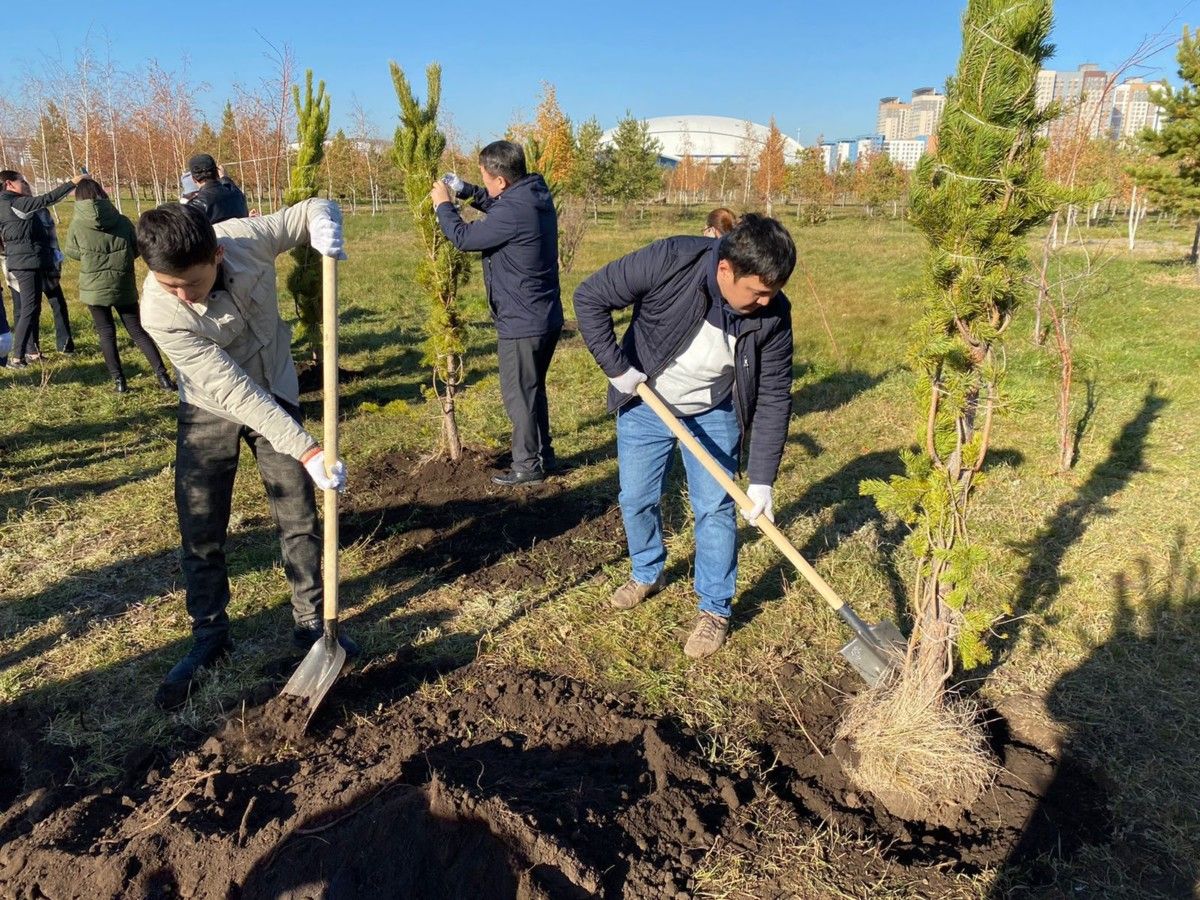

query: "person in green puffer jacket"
left=64, top=178, right=175, bottom=393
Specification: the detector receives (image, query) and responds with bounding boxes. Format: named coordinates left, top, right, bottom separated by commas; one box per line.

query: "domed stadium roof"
left=600, top=115, right=803, bottom=164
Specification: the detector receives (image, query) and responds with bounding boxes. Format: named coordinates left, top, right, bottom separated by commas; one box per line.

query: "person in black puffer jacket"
left=575, top=215, right=797, bottom=660
left=185, top=154, right=249, bottom=225
left=0, top=170, right=83, bottom=367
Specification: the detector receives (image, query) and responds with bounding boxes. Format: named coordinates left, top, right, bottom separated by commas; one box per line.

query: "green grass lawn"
left=2, top=201, right=1197, bottom=897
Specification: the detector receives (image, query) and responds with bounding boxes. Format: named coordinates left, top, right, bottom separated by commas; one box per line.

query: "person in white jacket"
left=137, top=199, right=352, bottom=710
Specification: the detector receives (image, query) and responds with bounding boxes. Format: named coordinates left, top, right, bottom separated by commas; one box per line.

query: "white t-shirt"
left=649, top=318, right=736, bottom=416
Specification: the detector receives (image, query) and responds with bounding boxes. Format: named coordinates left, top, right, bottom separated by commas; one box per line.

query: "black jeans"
left=497, top=330, right=560, bottom=472
left=175, top=399, right=322, bottom=640
left=88, top=304, right=168, bottom=380
left=9, top=268, right=72, bottom=359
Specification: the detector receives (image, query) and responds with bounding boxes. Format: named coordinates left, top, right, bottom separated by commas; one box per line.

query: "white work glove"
left=609, top=367, right=647, bottom=395
left=441, top=172, right=464, bottom=194
left=309, top=204, right=347, bottom=260
left=303, top=450, right=348, bottom=493
left=743, top=484, right=774, bottom=524
left=0, top=331, right=12, bottom=357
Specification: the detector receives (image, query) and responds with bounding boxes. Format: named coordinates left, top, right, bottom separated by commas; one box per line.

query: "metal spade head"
left=281, top=631, right=347, bottom=728
left=839, top=619, right=906, bottom=687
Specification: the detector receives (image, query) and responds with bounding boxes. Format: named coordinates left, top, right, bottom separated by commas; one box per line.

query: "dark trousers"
left=88, top=305, right=168, bottom=380
left=175, top=400, right=322, bottom=640
left=9, top=268, right=72, bottom=359
left=497, top=330, right=560, bottom=472
left=41, top=269, right=73, bottom=352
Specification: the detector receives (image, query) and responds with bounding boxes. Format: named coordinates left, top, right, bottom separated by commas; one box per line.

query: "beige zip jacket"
left=141, top=198, right=336, bottom=460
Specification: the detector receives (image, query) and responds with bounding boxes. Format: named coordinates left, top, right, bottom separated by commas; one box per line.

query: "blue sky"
left=4, top=0, right=1193, bottom=145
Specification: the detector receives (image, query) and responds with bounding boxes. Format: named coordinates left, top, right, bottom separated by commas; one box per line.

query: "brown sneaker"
left=608, top=574, right=665, bottom=610
left=683, top=612, right=730, bottom=659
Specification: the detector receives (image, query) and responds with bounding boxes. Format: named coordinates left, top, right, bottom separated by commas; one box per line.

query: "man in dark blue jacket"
left=574, top=215, right=796, bottom=659
left=431, top=140, right=563, bottom=485
left=186, top=154, right=249, bottom=225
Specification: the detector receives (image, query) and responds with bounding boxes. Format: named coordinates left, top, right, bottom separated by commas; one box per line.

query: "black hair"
left=0, top=170, right=21, bottom=185
left=478, top=140, right=527, bottom=185
left=74, top=178, right=109, bottom=201
left=718, top=213, right=796, bottom=289
left=136, top=203, right=220, bottom=275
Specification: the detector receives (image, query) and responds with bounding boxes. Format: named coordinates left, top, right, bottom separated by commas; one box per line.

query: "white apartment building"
left=876, top=97, right=910, bottom=142
left=876, top=89, right=946, bottom=142
left=1110, top=78, right=1165, bottom=139
left=884, top=137, right=928, bottom=170
left=1036, top=64, right=1164, bottom=141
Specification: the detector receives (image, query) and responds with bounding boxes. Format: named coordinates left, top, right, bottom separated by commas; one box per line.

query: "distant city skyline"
left=0, top=0, right=1187, bottom=147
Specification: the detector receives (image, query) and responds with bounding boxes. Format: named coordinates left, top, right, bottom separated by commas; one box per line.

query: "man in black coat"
left=430, top=140, right=563, bottom=486
left=186, top=154, right=249, bottom=225
left=0, top=170, right=83, bottom=368
left=574, top=215, right=796, bottom=659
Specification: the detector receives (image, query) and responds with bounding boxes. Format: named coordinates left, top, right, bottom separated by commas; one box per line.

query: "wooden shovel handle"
left=322, top=256, right=339, bottom=625
left=634, top=382, right=847, bottom=614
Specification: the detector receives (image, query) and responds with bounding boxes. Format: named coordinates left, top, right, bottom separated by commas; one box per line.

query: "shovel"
left=281, top=255, right=347, bottom=722
left=635, top=382, right=904, bottom=686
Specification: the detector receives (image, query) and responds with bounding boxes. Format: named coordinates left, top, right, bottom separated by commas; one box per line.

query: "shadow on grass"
left=990, top=530, right=1199, bottom=898
left=791, top=368, right=890, bottom=417
left=996, top=383, right=1168, bottom=663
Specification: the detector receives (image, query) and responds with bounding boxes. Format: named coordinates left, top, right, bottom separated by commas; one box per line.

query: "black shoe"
left=114, top=376, right=128, bottom=394
left=540, top=450, right=558, bottom=473
left=293, top=623, right=361, bottom=658
left=156, top=370, right=178, bottom=391
left=492, top=467, right=545, bottom=486
left=154, top=633, right=233, bottom=710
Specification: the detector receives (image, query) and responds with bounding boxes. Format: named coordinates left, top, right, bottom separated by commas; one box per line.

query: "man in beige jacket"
left=138, top=199, right=351, bottom=710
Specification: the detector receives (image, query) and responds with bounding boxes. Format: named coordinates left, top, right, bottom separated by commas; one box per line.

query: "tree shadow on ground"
left=791, top=368, right=891, bottom=417
left=992, top=383, right=1168, bottom=666
left=989, top=531, right=1200, bottom=898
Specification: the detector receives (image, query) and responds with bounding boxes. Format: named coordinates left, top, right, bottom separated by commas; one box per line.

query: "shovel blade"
left=839, top=619, right=905, bottom=687
left=281, top=637, right=347, bottom=725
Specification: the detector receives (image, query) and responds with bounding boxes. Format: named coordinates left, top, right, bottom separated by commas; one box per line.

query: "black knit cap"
left=188, top=153, right=219, bottom=180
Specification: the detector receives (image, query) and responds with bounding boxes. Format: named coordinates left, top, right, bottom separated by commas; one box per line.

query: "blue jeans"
left=616, top=396, right=740, bottom=618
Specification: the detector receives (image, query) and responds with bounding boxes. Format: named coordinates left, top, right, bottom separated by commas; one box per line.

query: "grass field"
left=1, top=201, right=1197, bottom=897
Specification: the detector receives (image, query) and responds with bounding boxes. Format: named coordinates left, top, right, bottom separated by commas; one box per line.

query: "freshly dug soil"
left=0, top=451, right=1114, bottom=898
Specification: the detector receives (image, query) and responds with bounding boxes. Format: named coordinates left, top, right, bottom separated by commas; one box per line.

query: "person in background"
left=0, top=170, right=83, bottom=368
left=185, top=154, right=249, bottom=225
left=0, top=275, right=10, bottom=366
left=703, top=207, right=737, bottom=238
left=136, top=199, right=353, bottom=710
left=64, top=178, right=176, bottom=393
left=430, top=140, right=563, bottom=486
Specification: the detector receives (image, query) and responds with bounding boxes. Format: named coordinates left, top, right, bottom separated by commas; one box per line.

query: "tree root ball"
left=834, top=671, right=998, bottom=824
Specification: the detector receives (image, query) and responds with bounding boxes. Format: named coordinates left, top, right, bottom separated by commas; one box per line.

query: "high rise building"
left=1036, top=64, right=1165, bottom=142
left=908, top=88, right=946, bottom=139
left=876, top=89, right=946, bottom=143
left=876, top=97, right=910, bottom=142
left=1110, top=77, right=1165, bottom=139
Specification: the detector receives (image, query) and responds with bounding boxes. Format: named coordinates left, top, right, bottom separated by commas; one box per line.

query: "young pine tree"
left=1137, top=28, right=1200, bottom=270
left=391, top=62, right=470, bottom=460
left=283, top=71, right=331, bottom=364
left=849, top=0, right=1061, bottom=812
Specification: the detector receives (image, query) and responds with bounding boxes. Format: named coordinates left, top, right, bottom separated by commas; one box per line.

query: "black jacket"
left=188, top=178, right=249, bottom=224
left=575, top=237, right=794, bottom=485
left=0, top=182, right=75, bottom=270
left=435, top=174, right=563, bottom=340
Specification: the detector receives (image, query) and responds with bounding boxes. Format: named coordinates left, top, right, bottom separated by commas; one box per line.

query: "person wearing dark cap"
left=186, top=153, right=248, bottom=225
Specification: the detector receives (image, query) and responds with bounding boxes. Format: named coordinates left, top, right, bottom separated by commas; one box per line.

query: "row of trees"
left=0, top=44, right=300, bottom=214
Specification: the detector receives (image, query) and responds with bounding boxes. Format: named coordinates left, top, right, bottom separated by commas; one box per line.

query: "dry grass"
left=836, top=671, right=997, bottom=819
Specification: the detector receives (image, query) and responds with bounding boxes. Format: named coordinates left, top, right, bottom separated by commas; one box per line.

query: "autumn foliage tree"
left=754, top=117, right=788, bottom=216
left=391, top=62, right=470, bottom=460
